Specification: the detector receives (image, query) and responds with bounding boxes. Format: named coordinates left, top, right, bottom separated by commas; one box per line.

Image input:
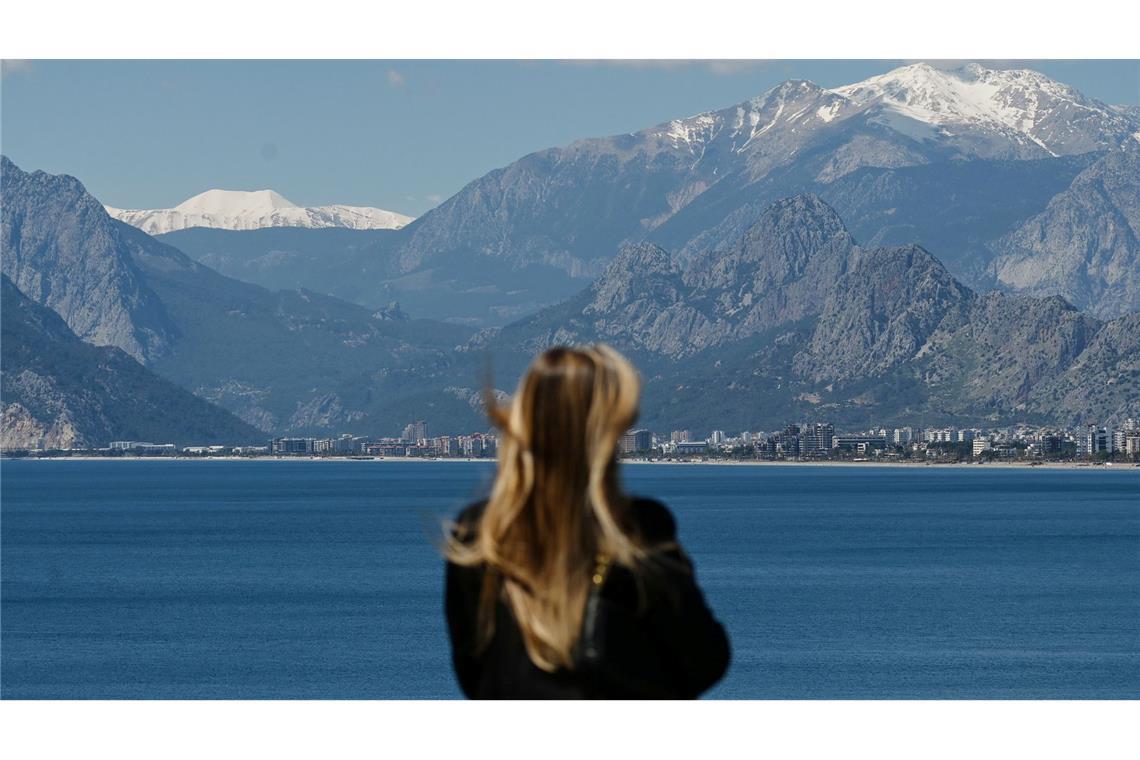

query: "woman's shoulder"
left=626, top=496, right=677, bottom=544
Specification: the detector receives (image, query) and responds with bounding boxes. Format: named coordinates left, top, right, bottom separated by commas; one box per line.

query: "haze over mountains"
left=107, top=188, right=414, bottom=234
left=2, top=62, right=1139, bottom=446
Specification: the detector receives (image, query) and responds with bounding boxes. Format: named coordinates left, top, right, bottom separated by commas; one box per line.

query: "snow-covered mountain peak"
left=834, top=62, right=1034, bottom=124
left=106, top=189, right=414, bottom=235
left=831, top=62, right=1137, bottom=157
left=175, top=188, right=300, bottom=215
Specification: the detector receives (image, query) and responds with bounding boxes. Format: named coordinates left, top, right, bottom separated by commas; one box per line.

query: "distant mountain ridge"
left=185, top=62, right=1133, bottom=325
left=85, top=63, right=1140, bottom=327
left=107, top=188, right=414, bottom=234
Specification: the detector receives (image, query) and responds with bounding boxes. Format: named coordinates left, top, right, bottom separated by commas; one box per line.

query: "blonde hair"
left=445, top=344, right=647, bottom=671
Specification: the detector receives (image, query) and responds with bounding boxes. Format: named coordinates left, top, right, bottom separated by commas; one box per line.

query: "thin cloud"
left=1, top=59, right=33, bottom=78
left=425, top=193, right=444, bottom=204
left=386, top=69, right=406, bottom=87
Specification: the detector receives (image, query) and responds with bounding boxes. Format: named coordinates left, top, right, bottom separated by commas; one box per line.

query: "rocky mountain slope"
left=460, top=196, right=1135, bottom=430
left=987, top=137, right=1140, bottom=318
left=1, top=275, right=264, bottom=450
left=107, top=188, right=413, bottom=234
left=2, top=157, right=477, bottom=437
left=2, top=155, right=178, bottom=363
left=1024, top=312, right=1140, bottom=426
left=660, top=153, right=1095, bottom=282
left=792, top=244, right=975, bottom=383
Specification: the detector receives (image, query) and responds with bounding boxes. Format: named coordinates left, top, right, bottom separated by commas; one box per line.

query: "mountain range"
left=107, top=188, right=413, bottom=234
left=461, top=195, right=1137, bottom=431
left=2, top=61, right=1138, bottom=444
left=140, top=63, right=1140, bottom=326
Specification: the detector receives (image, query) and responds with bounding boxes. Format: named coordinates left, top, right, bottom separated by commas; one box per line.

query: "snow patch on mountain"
left=107, top=189, right=414, bottom=234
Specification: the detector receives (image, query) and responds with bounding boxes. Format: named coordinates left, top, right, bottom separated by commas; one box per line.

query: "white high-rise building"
left=402, top=420, right=427, bottom=443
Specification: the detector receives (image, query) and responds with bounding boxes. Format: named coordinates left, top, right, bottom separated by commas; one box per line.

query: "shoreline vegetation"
left=2, top=455, right=1137, bottom=471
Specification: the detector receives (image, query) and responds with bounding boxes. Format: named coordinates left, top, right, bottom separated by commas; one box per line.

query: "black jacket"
left=444, top=497, right=731, bottom=699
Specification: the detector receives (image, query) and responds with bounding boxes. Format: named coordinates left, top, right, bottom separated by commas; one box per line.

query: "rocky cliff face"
left=989, top=138, right=1140, bottom=318
left=1, top=156, right=178, bottom=363
left=1025, top=312, right=1140, bottom=426
left=1, top=275, right=265, bottom=449
left=681, top=195, right=856, bottom=330
left=793, top=245, right=975, bottom=383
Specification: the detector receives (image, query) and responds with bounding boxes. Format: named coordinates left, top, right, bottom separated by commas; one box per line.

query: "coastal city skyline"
left=14, top=415, right=1138, bottom=464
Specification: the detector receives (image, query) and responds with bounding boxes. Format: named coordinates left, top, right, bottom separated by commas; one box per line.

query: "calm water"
left=2, top=460, right=1138, bottom=699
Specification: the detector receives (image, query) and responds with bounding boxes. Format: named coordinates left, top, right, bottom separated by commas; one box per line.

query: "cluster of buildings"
left=20, top=417, right=1140, bottom=464
left=619, top=418, right=1140, bottom=462
left=98, top=422, right=502, bottom=459
left=265, top=420, right=498, bottom=459
left=269, top=427, right=498, bottom=459
left=109, top=440, right=270, bottom=456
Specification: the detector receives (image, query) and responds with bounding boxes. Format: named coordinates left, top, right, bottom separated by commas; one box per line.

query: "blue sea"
left=2, top=459, right=1137, bottom=699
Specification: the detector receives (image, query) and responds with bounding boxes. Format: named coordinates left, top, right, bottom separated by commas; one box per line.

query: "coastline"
left=3, top=455, right=1137, bottom=471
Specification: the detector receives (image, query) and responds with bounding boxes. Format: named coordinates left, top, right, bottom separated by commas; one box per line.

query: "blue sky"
left=2, top=60, right=1137, bottom=216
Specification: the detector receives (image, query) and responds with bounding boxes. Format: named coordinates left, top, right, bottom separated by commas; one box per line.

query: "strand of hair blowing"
left=444, top=344, right=647, bottom=672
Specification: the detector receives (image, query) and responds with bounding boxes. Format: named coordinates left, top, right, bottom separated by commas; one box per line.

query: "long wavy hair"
left=445, top=344, right=648, bottom=672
